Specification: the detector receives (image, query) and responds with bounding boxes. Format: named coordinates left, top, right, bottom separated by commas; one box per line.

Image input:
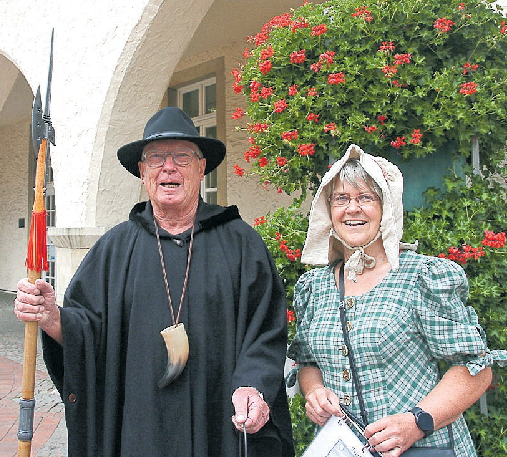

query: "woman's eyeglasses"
left=328, top=193, right=380, bottom=207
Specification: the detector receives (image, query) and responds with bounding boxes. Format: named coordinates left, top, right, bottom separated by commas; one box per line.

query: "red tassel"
left=26, top=211, right=49, bottom=272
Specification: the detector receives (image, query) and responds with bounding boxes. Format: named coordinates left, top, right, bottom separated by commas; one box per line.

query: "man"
left=15, top=107, right=294, bottom=457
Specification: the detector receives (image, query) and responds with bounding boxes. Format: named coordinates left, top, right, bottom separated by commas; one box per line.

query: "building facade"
left=0, top=0, right=312, bottom=300
left=1, top=0, right=506, bottom=301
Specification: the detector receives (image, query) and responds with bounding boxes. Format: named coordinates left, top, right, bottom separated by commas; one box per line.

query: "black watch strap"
left=410, top=407, right=434, bottom=438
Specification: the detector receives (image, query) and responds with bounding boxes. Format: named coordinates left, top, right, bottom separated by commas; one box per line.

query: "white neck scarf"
left=331, top=228, right=382, bottom=282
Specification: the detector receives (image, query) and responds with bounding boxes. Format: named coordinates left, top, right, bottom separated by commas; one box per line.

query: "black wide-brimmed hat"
left=117, top=107, right=226, bottom=177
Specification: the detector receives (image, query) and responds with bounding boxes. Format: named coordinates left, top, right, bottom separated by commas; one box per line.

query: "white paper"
left=302, top=415, right=374, bottom=457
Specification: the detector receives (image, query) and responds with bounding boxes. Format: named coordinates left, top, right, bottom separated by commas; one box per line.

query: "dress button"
left=341, top=345, right=349, bottom=356
left=342, top=394, right=351, bottom=406
left=68, top=393, right=77, bottom=403
left=343, top=369, right=351, bottom=381
left=347, top=321, right=353, bottom=331
left=346, top=297, right=355, bottom=309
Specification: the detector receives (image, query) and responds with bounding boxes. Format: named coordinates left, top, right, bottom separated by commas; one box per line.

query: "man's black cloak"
left=42, top=200, right=294, bottom=457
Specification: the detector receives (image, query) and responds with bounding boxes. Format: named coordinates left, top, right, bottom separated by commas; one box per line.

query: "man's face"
left=138, top=139, right=206, bottom=215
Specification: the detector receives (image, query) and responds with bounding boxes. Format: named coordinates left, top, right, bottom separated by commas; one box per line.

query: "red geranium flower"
left=460, top=82, right=478, bottom=95
left=298, top=144, right=315, bottom=156
left=253, top=216, right=267, bottom=226
left=310, top=62, right=322, bottom=73
left=248, top=145, right=262, bottom=159
left=233, top=164, right=245, bottom=177
left=320, top=51, right=335, bottom=64
left=291, top=18, right=308, bottom=32
left=311, top=24, right=328, bottom=36
left=410, top=129, right=423, bottom=144
left=382, top=65, right=398, bottom=77
left=482, top=230, right=506, bottom=248
left=378, top=41, right=395, bottom=52
left=274, top=99, right=288, bottom=113
left=282, top=130, right=298, bottom=141
left=391, top=136, right=406, bottom=149
left=260, top=45, right=274, bottom=60
left=434, top=17, right=455, bottom=33
left=231, top=108, right=245, bottom=120
left=259, top=60, right=273, bottom=74
left=394, top=53, right=412, bottom=65
left=328, top=73, right=346, bottom=84
left=324, top=123, right=338, bottom=133
left=290, top=50, right=306, bottom=64
left=276, top=157, right=288, bottom=166
left=260, top=86, right=274, bottom=99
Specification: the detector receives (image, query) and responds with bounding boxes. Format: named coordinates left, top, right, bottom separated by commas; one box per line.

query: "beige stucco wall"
left=0, top=121, right=31, bottom=289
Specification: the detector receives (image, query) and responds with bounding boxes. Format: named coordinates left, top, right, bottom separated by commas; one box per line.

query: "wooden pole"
left=18, top=139, right=48, bottom=457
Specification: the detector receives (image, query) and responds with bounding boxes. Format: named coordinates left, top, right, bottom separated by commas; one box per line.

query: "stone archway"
left=92, top=0, right=217, bottom=229
left=0, top=54, right=34, bottom=290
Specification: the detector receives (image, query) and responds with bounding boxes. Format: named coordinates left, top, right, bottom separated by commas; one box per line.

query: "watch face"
left=417, top=411, right=433, bottom=432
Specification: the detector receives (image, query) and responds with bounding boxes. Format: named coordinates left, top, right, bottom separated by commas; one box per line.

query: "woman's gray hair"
left=331, top=159, right=382, bottom=200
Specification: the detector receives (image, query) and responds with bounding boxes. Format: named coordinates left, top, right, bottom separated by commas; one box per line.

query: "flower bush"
left=235, top=1, right=507, bottom=455
left=231, top=0, right=507, bottom=196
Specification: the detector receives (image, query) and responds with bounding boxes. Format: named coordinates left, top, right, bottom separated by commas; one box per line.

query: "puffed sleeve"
left=286, top=269, right=320, bottom=386
left=414, top=256, right=506, bottom=375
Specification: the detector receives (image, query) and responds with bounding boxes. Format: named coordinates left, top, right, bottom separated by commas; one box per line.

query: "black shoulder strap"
left=338, top=264, right=369, bottom=427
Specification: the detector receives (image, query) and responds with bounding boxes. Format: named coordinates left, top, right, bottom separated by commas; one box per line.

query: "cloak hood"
left=129, top=198, right=241, bottom=238
left=301, top=144, right=414, bottom=272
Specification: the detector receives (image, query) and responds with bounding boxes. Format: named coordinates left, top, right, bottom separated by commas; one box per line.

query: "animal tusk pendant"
left=158, top=323, right=189, bottom=388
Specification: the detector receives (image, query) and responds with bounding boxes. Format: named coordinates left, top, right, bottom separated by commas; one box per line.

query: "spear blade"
left=31, top=86, right=43, bottom=159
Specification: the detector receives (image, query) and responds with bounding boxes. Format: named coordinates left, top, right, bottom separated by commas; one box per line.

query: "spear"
left=18, top=29, right=55, bottom=457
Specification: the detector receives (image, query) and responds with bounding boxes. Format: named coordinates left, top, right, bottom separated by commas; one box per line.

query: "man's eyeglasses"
left=142, top=148, right=201, bottom=168
left=328, top=193, right=380, bottom=207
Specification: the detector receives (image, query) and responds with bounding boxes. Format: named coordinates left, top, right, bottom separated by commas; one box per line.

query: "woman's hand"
left=364, top=412, right=422, bottom=456
left=299, top=365, right=342, bottom=425
left=365, top=366, right=493, bottom=455
left=305, top=386, right=342, bottom=426
left=14, top=278, right=63, bottom=344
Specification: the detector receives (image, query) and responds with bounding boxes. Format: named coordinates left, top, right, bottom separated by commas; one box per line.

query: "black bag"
left=338, top=265, right=456, bottom=457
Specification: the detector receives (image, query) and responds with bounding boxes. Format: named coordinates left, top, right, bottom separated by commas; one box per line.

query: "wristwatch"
left=409, top=407, right=434, bottom=437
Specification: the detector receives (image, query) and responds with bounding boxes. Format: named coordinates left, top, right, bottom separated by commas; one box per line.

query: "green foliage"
left=232, top=0, right=507, bottom=195
left=403, top=167, right=507, bottom=455
left=253, top=205, right=309, bottom=340
left=288, top=393, right=316, bottom=457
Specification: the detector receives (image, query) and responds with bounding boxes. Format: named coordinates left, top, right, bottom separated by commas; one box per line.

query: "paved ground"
left=0, top=290, right=67, bottom=456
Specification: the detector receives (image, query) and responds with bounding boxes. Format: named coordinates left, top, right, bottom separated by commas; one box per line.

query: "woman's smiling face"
left=330, top=177, right=382, bottom=248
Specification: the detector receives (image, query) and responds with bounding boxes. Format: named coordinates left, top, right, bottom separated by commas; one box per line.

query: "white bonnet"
left=301, top=144, right=409, bottom=271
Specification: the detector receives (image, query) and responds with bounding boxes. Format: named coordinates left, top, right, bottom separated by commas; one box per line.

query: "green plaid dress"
left=288, top=250, right=506, bottom=457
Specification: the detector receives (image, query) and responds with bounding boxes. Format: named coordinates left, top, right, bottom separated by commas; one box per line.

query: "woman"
left=287, top=144, right=506, bottom=456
